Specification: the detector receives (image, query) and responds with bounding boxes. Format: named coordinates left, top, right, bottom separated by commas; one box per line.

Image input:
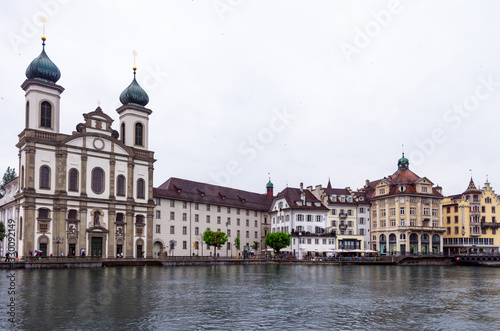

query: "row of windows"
left=39, top=166, right=146, bottom=198
left=155, top=225, right=259, bottom=239
left=155, top=199, right=259, bottom=217
left=331, top=209, right=353, bottom=216
left=159, top=212, right=260, bottom=227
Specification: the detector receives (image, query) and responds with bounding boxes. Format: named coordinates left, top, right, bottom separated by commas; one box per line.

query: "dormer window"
left=331, top=195, right=337, bottom=202
left=347, top=196, right=353, bottom=203
left=379, top=188, right=385, bottom=195
left=340, top=196, right=345, bottom=202
left=421, top=186, right=428, bottom=193
left=399, top=185, right=406, bottom=192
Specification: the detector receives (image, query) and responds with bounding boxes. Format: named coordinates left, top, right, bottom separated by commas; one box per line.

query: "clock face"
left=93, top=138, right=105, bottom=150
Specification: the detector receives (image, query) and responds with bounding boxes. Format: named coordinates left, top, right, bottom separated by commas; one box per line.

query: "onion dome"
left=119, top=67, right=149, bottom=107
left=25, top=36, right=61, bottom=84
left=266, top=179, right=274, bottom=188
left=397, top=153, right=409, bottom=170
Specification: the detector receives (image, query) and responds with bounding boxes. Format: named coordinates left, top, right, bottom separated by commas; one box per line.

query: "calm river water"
left=1, top=265, right=500, bottom=330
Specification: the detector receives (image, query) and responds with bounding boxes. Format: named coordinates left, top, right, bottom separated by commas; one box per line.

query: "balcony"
left=481, top=222, right=500, bottom=228
left=339, top=223, right=348, bottom=231
left=393, top=225, right=446, bottom=233
left=339, top=212, right=347, bottom=220
left=291, top=231, right=336, bottom=237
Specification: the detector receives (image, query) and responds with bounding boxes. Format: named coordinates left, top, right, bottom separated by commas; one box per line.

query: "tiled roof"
left=154, top=177, right=272, bottom=211
left=359, top=169, right=443, bottom=199
left=275, top=187, right=328, bottom=210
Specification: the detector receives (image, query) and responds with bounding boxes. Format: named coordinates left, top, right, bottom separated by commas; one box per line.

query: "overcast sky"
left=1, top=1, right=500, bottom=197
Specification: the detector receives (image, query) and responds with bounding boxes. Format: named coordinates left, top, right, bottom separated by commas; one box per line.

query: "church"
left=7, top=34, right=156, bottom=258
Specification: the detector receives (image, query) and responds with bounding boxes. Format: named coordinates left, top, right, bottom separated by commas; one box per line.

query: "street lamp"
left=53, top=236, right=64, bottom=256
left=225, top=221, right=229, bottom=258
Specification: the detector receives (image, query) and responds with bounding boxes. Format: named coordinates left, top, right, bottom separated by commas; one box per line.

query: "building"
left=360, top=154, right=445, bottom=255
left=442, top=178, right=500, bottom=255
left=0, top=178, right=19, bottom=258
left=5, top=36, right=156, bottom=258
left=309, top=182, right=368, bottom=252
left=269, top=183, right=331, bottom=259
left=152, top=177, right=273, bottom=257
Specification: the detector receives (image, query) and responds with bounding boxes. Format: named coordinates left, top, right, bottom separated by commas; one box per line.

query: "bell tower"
left=21, top=35, right=64, bottom=133
left=116, top=54, right=152, bottom=150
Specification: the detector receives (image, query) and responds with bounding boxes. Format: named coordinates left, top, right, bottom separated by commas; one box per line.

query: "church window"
left=117, top=175, right=125, bottom=196
left=68, top=209, right=78, bottom=220
left=135, top=122, right=143, bottom=146
left=26, top=101, right=30, bottom=127
left=121, top=123, right=125, bottom=143
left=40, top=101, right=52, bottom=128
left=91, top=168, right=105, bottom=194
left=40, top=166, right=50, bottom=189
left=68, top=168, right=79, bottom=191
left=137, top=178, right=145, bottom=199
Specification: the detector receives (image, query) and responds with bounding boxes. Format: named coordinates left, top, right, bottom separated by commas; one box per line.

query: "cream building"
left=360, top=154, right=445, bottom=255
left=152, top=178, right=272, bottom=257
left=5, top=36, right=156, bottom=258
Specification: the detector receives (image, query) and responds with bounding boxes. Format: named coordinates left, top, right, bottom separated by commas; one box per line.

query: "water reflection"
left=1, top=265, right=500, bottom=330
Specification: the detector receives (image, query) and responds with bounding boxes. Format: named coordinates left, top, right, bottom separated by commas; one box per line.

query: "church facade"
left=12, top=36, right=155, bottom=258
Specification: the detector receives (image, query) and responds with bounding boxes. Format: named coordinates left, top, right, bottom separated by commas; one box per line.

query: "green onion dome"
left=266, top=179, right=274, bottom=188
left=25, top=36, right=61, bottom=84
left=119, top=67, right=149, bottom=107
left=398, top=153, right=409, bottom=170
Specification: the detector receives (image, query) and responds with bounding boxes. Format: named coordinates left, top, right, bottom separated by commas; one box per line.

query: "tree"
left=0, top=221, right=5, bottom=242
left=203, top=230, right=228, bottom=258
left=251, top=241, right=260, bottom=252
left=234, top=236, right=240, bottom=257
left=0, top=167, right=17, bottom=198
left=265, top=232, right=291, bottom=254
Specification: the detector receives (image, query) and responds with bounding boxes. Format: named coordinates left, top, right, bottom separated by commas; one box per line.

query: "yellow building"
left=442, top=178, right=500, bottom=255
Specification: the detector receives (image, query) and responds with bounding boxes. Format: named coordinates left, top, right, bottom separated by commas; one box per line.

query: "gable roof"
left=154, top=177, right=272, bottom=211
left=274, top=187, right=328, bottom=210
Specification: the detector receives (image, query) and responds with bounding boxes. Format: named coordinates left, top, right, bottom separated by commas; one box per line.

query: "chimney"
left=300, top=182, right=303, bottom=192
left=365, top=179, right=369, bottom=187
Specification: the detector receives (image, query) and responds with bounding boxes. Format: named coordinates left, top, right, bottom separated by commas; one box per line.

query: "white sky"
left=1, top=0, right=500, bottom=197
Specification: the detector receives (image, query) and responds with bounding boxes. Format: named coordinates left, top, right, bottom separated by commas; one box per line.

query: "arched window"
left=40, top=101, right=52, bottom=128
left=26, top=101, right=30, bottom=127
left=68, top=168, right=79, bottom=191
left=137, top=178, right=145, bottom=199
left=136, top=215, right=144, bottom=224
left=135, top=122, right=143, bottom=146
left=91, top=168, right=105, bottom=194
left=121, top=123, right=125, bottom=144
left=117, top=175, right=126, bottom=196
left=40, top=166, right=50, bottom=189
left=68, top=209, right=78, bottom=220
left=21, top=166, right=24, bottom=188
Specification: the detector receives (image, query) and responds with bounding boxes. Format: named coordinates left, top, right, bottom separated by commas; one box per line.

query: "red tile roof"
left=275, top=187, right=329, bottom=210
left=154, top=177, right=272, bottom=211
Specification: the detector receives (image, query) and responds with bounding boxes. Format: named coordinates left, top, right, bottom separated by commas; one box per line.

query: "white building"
left=0, top=178, right=19, bottom=258
left=270, top=184, right=331, bottom=259
left=3, top=36, right=156, bottom=258
left=152, top=178, right=273, bottom=257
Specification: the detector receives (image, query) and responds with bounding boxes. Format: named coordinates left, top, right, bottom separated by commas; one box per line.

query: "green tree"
left=0, top=167, right=16, bottom=198
left=203, top=229, right=228, bottom=258
left=251, top=241, right=260, bottom=252
left=265, top=232, right=291, bottom=254
left=0, top=221, right=5, bottom=242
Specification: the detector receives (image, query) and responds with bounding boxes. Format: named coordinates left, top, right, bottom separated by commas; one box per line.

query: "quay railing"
left=25, top=256, right=102, bottom=263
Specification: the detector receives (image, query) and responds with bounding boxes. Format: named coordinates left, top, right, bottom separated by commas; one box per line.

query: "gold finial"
left=132, top=50, right=138, bottom=72
left=40, top=16, right=47, bottom=42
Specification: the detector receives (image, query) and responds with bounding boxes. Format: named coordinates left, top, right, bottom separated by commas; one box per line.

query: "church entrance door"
left=91, top=237, right=103, bottom=257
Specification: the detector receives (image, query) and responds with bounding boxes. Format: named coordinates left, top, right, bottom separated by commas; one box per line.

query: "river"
left=1, top=265, right=500, bottom=330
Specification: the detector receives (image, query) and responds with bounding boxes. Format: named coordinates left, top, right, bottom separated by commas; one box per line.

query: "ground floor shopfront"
left=372, top=230, right=445, bottom=255
left=443, top=237, right=498, bottom=256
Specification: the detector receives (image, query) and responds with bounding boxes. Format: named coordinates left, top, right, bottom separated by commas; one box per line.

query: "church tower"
left=116, top=66, right=152, bottom=150
left=21, top=35, right=64, bottom=133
